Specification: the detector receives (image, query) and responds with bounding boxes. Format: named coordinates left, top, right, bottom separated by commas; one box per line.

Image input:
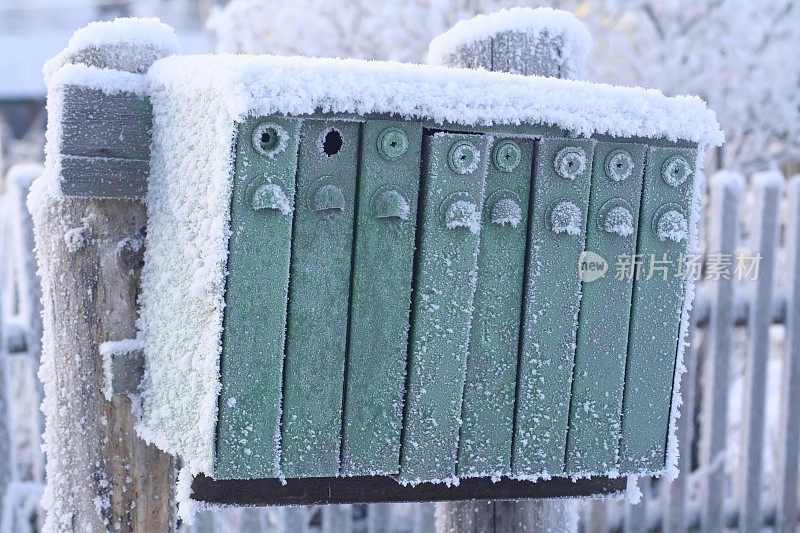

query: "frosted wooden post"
left=777, top=175, right=800, bottom=533
left=737, top=172, right=781, bottom=533
left=700, top=172, right=743, bottom=532
left=428, top=8, right=589, bottom=532
left=30, top=23, right=175, bottom=532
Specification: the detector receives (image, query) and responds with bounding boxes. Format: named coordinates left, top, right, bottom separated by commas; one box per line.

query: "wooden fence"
left=2, top=165, right=799, bottom=532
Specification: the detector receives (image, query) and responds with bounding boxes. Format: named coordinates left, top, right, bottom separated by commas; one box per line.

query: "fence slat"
left=777, top=175, right=800, bottom=533
left=624, top=477, right=650, bottom=533
left=0, top=198, right=14, bottom=533
left=738, top=172, right=782, bottom=532
left=701, top=172, right=743, bottom=532
left=662, top=316, right=699, bottom=533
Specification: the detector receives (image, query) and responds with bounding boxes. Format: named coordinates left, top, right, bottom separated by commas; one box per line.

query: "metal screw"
left=448, top=141, right=480, bottom=174
left=493, top=140, right=522, bottom=172
left=377, top=127, right=408, bottom=160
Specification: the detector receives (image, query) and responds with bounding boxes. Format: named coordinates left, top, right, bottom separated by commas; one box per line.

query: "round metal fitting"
left=485, top=189, right=523, bottom=227
left=661, top=154, right=692, bottom=187
left=652, top=203, right=688, bottom=243
left=554, top=146, right=588, bottom=181
left=547, top=199, right=582, bottom=235
left=376, top=127, right=408, bottom=160
left=493, top=140, right=522, bottom=172
left=448, top=141, right=481, bottom=174
left=605, top=150, right=635, bottom=182
left=440, top=191, right=480, bottom=233
left=597, top=198, right=634, bottom=237
left=252, top=122, right=287, bottom=158
left=370, top=185, right=410, bottom=221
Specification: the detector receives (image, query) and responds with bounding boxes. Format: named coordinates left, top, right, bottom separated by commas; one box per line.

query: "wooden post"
left=30, top=30, right=175, bottom=531
left=428, top=8, right=589, bottom=533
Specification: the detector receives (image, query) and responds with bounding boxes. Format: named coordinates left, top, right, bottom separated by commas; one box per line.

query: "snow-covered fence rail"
left=581, top=171, right=800, bottom=532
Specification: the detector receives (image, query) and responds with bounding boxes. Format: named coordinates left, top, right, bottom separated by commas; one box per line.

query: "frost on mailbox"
left=135, top=54, right=723, bottom=491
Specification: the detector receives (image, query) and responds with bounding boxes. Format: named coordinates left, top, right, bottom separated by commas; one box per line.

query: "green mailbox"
left=126, top=54, right=722, bottom=505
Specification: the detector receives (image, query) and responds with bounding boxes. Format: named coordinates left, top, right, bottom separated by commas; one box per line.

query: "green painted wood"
left=281, top=120, right=360, bottom=478
left=399, top=133, right=489, bottom=483
left=620, top=146, right=696, bottom=473
left=512, top=137, right=595, bottom=476
left=216, top=116, right=301, bottom=479
left=457, top=138, right=533, bottom=477
left=565, top=142, right=646, bottom=473
left=341, top=119, right=423, bottom=475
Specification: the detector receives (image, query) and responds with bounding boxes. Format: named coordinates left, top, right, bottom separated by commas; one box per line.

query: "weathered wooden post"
left=29, top=20, right=176, bottom=531
left=427, top=8, right=590, bottom=532
left=0, top=210, right=13, bottom=533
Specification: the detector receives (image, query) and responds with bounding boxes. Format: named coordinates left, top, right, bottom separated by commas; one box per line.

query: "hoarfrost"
left=490, top=197, right=522, bottom=227
left=445, top=200, right=481, bottom=234
left=656, top=210, right=688, bottom=243
left=603, top=206, right=634, bottom=237
left=550, top=201, right=582, bottom=235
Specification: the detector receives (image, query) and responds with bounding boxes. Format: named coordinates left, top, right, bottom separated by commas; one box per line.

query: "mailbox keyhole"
left=322, top=129, right=343, bottom=156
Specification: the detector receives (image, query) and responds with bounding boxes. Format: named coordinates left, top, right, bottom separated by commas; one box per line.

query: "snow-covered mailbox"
left=47, top=17, right=723, bottom=506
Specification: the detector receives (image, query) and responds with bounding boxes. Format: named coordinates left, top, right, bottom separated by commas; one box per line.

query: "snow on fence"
left=581, top=171, right=800, bottom=533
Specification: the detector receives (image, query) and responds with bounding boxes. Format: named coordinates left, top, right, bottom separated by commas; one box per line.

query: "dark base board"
left=191, top=474, right=627, bottom=506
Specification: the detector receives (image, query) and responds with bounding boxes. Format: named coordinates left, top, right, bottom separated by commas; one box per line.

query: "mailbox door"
left=281, top=120, right=361, bottom=477
left=457, top=138, right=533, bottom=477
left=341, top=119, right=423, bottom=475
left=513, top=137, right=595, bottom=476
left=566, top=142, right=646, bottom=473
left=216, top=116, right=300, bottom=479
left=399, top=132, right=489, bottom=483
left=620, top=146, right=696, bottom=473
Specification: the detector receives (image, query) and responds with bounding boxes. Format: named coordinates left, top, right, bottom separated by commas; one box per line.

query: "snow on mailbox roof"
left=147, top=53, right=723, bottom=146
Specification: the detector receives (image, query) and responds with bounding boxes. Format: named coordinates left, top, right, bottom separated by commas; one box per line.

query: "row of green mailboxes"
left=215, top=115, right=696, bottom=482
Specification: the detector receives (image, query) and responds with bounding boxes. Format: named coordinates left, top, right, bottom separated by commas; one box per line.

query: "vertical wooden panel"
left=399, top=133, right=489, bottom=483
left=341, top=120, right=422, bottom=476
left=282, top=120, right=360, bottom=477
left=216, top=117, right=301, bottom=479
left=566, top=142, right=646, bottom=473
left=0, top=206, right=12, bottom=533
left=700, top=172, right=743, bottom=532
left=662, top=317, right=699, bottom=533
left=620, top=146, right=697, bottom=473
left=513, top=137, right=594, bottom=476
left=738, top=172, right=781, bottom=533
left=458, top=138, right=533, bottom=477
left=777, top=175, right=800, bottom=533
left=624, top=477, right=651, bottom=533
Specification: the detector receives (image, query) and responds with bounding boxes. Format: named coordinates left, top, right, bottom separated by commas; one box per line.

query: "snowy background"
left=1, top=0, right=800, bottom=531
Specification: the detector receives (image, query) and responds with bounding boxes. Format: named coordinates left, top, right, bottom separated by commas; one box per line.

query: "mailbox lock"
left=605, top=150, right=634, bottom=182
left=661, top=154, right=692, bottom=187
left=252, top=122, right=287, bottom=158
left=653, top=204, right=688, bottom=243
left=370, top=185, right=411, bottom=221
left=440, top=191, right=480, bottom=233
left=377, top=127, right=409, bottom=160
left=448, top=141, right=481, bottom=174
left=597, top=198, right=634, bottom=236
left=493, top=140, right=522, bottom=172
left=547, top=199, right=582, bottom=235
left=554, top=146, right=587, bottom=181
left=486, top=189, right=523, bottom=227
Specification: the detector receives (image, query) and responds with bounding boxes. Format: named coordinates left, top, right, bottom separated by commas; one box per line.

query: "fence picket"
left=662, top=316, right=699, bottom=533
left=623, top=477, right=650, bottom=533
left=701, top=171, right=743, bottom=532
left=777, top=176, right=800, bottom=533
left=738, top=172, right=782, bottom=533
